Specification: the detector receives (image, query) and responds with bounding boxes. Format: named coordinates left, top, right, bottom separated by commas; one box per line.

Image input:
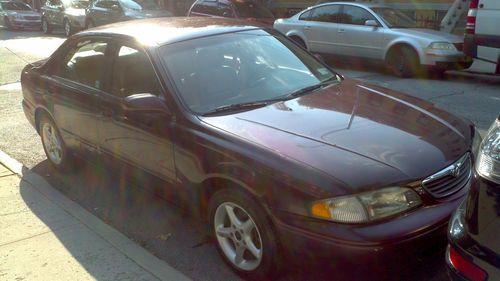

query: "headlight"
left=428, top=42, right=455, bottom=51
left=472, top=127, right=483, bottom=156
left=310, top=187, right=422, bottom=223
left=476, top=117, right=500, bottom=184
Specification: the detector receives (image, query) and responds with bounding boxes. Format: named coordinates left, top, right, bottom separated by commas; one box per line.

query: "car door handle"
left=338, top=29, right=345, bottom=33
left=304, top=26, right=311, bottom=30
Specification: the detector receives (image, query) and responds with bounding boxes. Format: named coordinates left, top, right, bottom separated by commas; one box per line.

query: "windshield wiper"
left=280, top=78, right=339, bottom=100
left=203, top=101, right=270, bottom=116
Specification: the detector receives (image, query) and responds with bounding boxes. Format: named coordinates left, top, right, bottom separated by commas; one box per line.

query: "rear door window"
left=309, top=5, right=342, bottom=23
left=57, top=40, right=109, bottom=89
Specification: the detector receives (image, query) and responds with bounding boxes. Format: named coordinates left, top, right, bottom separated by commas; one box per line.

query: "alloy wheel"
left=214, top=202, right=263, bottom=271
left=41, top=122, right=62, bottom=165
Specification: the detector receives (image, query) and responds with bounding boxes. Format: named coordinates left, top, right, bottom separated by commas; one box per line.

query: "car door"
left=335, top=5, right=384, bottom=59
left=97, top=42, right=176, bottom=184
left=45, top=38, right=111, bottom=151
left=42, top=0, right=55, bottom=24
left=300, top=4, right=341, bottom=55
left=189, top=0, right=218, bottom=17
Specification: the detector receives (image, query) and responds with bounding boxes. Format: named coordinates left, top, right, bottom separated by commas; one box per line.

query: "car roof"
left=314, top=1, right=389, bottom=9
left=79, top=17, right=266, bottom=46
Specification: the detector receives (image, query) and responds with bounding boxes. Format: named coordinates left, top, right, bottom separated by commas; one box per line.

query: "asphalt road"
left=1, top=27, right=499, bottom=281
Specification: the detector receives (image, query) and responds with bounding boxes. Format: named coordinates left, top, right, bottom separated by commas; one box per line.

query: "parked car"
left=464, top=0, right=500, bottom=75
left=41, top=0, right=89, bottom=37
left=21, top=18, right=479, bottom=279
left=187, top=0, right=274, bottom=25
left=274, top=2, right=472, bottom=77
left=447, top=116, right=499, bottom=281
left=85, top=0, right=172, bottom=28
left=0, top=0, right=41, bottom=30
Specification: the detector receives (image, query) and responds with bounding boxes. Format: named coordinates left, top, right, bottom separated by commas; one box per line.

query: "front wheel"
left=208, top=189, right=281, bottom=280
left=387, top=46, right=420, bottom=78
left=4, top=17, right=14, bottom=30
left=41, top=17, right=52, bottom=34
left=63, top=19, right=73, bottom=37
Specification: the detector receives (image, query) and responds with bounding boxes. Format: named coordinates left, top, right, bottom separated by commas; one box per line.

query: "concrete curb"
left=0, top=150, right=192, bottom=281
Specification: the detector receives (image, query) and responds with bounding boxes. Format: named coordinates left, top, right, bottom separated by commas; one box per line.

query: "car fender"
left=383, top=38, right=425, bottom=64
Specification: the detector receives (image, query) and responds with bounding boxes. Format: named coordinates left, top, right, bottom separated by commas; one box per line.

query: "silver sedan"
left=274, top=2, right=473, bottom=77
left=0, top=1, right=41, bottom=30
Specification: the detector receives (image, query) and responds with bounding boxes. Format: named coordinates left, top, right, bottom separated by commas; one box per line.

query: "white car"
left=464, top=0, right=500, bottom=74
left=274, top=2, right=473, bottom=77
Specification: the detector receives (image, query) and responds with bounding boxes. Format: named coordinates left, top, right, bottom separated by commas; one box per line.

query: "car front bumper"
left=271, top=183, right=469, bottom=274
left=446, top=177, right=500, bottom=281
left=8, top=18, right=41, bottom=28
left=421, top=52, right=473, bottom=70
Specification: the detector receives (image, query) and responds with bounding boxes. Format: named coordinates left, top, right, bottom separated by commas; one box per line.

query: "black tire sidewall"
left=39, top=115, right=71, bottom=171
left=208, top=189, right=280, bottom=280
left=388, top=46, right=419, bottom=78
left=64, top=19, right=72, bottom=37
left=42, top=17, right=51, bottom=34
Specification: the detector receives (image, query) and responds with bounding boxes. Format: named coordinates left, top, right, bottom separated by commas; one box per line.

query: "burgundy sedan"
left=21, top=18, right=479, bottom=279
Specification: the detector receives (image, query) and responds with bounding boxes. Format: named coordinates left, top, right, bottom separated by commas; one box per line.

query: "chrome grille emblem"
left=422, top=153, right=471, bottom=198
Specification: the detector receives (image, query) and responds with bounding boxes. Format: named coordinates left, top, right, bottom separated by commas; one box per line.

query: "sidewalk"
left=0, top=151, right=191, bottom=281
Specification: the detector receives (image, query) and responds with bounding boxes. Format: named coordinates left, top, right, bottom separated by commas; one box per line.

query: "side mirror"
left=365, top=20, right=379, bottom=27
left=124, top=93, right=170, bottom=114
left=57, top=5, right=64, bottom=11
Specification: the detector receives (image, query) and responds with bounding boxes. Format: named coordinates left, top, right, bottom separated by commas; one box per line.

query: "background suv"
left=85, top=0, right=172, bottom=28
left=41, top=0, right=88, bottom=37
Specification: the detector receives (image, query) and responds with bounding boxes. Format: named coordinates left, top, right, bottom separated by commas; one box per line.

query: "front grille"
left=454, top=43, right=464, bottom=52
left=422, top=153, right=471, bottom=198
left=24, top=16, right=40, bottom=20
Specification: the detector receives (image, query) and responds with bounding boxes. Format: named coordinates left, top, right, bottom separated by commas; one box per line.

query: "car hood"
left=201, top=78, right=471, bottom=191
left=392, top=28, right=463, bottom=43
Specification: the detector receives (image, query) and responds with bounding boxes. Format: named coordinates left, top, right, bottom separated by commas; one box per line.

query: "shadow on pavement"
left=21, top=157, right=451, bottom=281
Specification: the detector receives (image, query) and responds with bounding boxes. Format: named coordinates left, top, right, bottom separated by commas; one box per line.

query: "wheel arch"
left=285, top=31, right=308, bottom=49
left=34, top=107, right=53, bottom=134
left=384, top=40, right=423, bottom=65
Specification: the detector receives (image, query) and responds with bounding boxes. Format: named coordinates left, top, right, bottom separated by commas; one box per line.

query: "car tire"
left=41, top=17, right=52, bottom=34
left=208, top=189, right=281, bottom=280
left=387, top=46, right=420, bottom=78
left=39, top=114, right=77, bottom=171
left=85, top=19, right=95, bottom=29
left=63, top=19, right=73, bottom=37
left=4, top=17, right=14, bottom=30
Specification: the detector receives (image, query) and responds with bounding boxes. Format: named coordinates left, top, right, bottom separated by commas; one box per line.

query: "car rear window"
left=233, top=2, right=273, bottom=18
left=1, top=2, right=31, bottom=10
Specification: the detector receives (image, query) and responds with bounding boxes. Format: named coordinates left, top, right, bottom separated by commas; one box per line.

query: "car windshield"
left=120, top=0, right=159, bottom=10
left=160, top=29, right=338, bottom=115
left=234, top=2, right=273, bottom=18
left=372, top=8, right=417, bottom=28
left=1, top=2, right=31, bottom=10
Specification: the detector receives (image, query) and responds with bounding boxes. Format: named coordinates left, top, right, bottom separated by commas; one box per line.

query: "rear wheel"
left=85, top=19, right=95, bottom=29
left=4, top=17, right=14, bottom=30
left=39, top=115, right=77, bottom=171
left=208, top=189, right=281, bottom=280
left=41, top=17, right=52, bottom=34
left=387, top=46, right=420, bottom=78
